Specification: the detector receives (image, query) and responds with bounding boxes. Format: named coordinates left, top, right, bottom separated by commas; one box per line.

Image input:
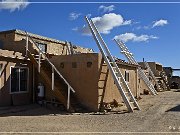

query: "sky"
left=0, top=0, right=180, bottom=75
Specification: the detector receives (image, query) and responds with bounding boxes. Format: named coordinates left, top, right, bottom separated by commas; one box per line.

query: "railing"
left=25, top=32, right=75, bottom=110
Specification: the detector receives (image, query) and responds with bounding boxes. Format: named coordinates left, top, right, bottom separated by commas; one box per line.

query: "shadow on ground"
left=166, top=104, right=180, bottom=112
left=173, top=89, right=180, bottom=92
left=0, top=104, right=68, bottom=117
left=0, top=104, right=128, bottom=117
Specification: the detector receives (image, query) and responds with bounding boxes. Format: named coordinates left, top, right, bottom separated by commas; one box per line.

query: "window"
left=60, top=62, right=64, bottom=68
left=87, top=62, right=92, bottom=68
left=37, top=43, right=47, bottom=53
left=72, top=62, right=77, bottom=68
left=0, top=40, right=3, bottom=49
left=10, top=67, right=29, bottom=93
left=125, top=71, right=130, bottom=82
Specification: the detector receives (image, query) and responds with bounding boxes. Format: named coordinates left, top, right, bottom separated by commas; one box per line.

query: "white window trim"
left=10, top=66, right=29, bottom=94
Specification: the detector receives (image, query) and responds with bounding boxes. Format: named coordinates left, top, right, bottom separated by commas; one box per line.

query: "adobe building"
left=139, top=62, right=170, bottom=91
left=136, top=63, right=155, bottom=95
left=163, top=67, right=173, bottom=86
left=0, top=29, right=140, bottom=112
left=163, top=67, right=180, bottom=89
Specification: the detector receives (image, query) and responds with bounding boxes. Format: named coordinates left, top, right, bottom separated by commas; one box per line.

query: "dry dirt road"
left=0, top=90, right=179, bottom=134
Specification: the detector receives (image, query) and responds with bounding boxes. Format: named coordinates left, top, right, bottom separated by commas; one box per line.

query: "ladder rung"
left=133, top=107, right=138, bottom=110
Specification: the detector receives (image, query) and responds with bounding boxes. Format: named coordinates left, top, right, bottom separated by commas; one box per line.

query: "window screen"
left=11, top=67, right=28, bottom=93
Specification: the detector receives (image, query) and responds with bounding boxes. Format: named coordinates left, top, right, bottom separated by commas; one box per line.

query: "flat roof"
left=0, top=29, right=94, bottom=52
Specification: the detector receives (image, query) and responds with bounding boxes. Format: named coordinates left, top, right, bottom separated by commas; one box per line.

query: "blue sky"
left=0, top=0, right=180, bottom=75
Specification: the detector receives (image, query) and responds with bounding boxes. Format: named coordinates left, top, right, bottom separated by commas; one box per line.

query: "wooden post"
left=32, top=64, right=35, bottom=103
left=26, top=33, right=29, bottom=57
left=38, top=52, right=41, bottom=73
left=52, top=67, right=54, bottom=90
left=67, top=86, right=70, bottom=110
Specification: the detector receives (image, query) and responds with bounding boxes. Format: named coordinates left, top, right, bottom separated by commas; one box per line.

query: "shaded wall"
left=0, top=57, right=33, bottom=106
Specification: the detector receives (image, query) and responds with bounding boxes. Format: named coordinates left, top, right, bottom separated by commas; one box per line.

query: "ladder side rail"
left=138, top=68, right=157, bottom=95
left=26, top=33, right=75, bottom=93
left=69, top=42, right=74, bottom=55
left=120, top=40, right=133, bottom=55
left=144, top=62, right=160, bottom=89
left=138, top=70, right=156, bottom=92
left=114, top=39, right=137, bottom=64
left=65, top=41, right=71, bottom=55
left=115, top=39, right=157, bottom=95
left=85, top=17, right=134, bottom=112
left=115, top=40, right=137, bottom=65
left=90, top=19, right=140, bottom=110
left=120, top=41, right=138, bottom=64
left=90, top=20, right=117, bottom=66
left=144, top=62, right=157, bottom=80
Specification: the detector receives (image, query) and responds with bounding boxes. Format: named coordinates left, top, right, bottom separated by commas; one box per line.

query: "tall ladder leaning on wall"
left=144, top=61, right=161, bottom=91
left=65, top=41, right=75, bottom=55
left=85, top=16, right=140, bottom=112
left=25, top=32, right=75, bottom=111
left=114, top=40, right=158, bottom=95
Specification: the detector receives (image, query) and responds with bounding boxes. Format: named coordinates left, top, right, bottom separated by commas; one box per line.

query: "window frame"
left=10, top=66, right=29, bottom=94
left=36, top=42, right=47, bottom=53
left=125, top=70, right=130, bottom=83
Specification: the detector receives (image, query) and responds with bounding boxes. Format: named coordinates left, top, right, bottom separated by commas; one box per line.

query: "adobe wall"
left=98, top=54, right=139, bottom=108
left=148, top=62, right=162, bottom=77
left=0, top=57, right=33, bottom=106
left=14, top=33, right=67, bottom=55
left=0, top=31, right=93, bottom=56
left=49, top=53, right=99, bottom=111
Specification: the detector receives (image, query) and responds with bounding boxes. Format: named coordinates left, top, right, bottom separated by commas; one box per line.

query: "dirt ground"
left=0, top=89, right=179, bottom=134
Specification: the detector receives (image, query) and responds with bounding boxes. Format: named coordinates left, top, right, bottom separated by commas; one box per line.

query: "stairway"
left=27, top=50, right=74, bottom=111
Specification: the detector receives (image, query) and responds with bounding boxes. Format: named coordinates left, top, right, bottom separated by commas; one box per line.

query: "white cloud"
left=69, top=12, right=81, bottom=20
left=72, top=27, right=78, bottom=31
left=86, top=13, right=91, bottom=18
left=76, top=13, right=131, bottom=35
left=122, top=20, right=132, bottom=26
left=114, top=33, right=158, bottom=43
left=135, top=25, right=151, bottom=30
left=0, top=0, right=29, bottom=12
left=152, top=19, right=168, bottom=28
left=99, top=5, right=115, bottom=13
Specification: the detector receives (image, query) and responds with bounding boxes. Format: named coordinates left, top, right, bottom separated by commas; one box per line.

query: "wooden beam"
left=67, top=86, right=70, bottom=110
left=52, top=67, right=54, bottom=91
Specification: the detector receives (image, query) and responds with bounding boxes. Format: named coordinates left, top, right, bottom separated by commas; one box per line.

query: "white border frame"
left=10, top=66, right=29, bottom=94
